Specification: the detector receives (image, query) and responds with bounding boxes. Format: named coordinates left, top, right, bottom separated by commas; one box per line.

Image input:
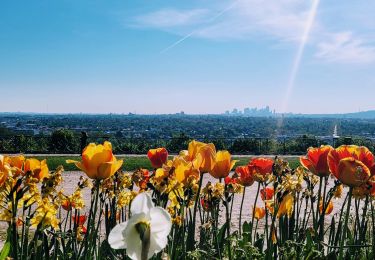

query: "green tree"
left=49, top=129, right=78, bottom=153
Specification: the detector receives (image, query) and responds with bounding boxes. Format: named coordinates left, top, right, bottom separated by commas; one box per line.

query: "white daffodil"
left=108, top=192, right=172, bottom=260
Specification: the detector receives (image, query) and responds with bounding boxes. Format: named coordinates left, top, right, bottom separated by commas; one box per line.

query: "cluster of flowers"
left=1, top=140, right=375, bottom=259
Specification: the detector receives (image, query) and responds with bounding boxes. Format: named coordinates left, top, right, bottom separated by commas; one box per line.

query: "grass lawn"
left=35, top=155, right=301, bottom=172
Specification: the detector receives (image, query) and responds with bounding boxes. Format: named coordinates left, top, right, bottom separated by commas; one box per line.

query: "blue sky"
left=0, top=0, right=374, bottom=114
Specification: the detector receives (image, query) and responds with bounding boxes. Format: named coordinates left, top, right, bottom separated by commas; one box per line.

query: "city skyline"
left=1, top=1, right=375, bottom=114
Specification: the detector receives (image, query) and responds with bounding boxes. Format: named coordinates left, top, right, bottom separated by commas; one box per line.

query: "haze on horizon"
left=1, top=1, right=375, bottom=115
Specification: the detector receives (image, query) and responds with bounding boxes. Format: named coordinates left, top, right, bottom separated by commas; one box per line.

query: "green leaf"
left=242, top=221, right=251, bottom=233
left=0, top=241, right=10, bottom=260
left=218, top=222, right=228, bottom=252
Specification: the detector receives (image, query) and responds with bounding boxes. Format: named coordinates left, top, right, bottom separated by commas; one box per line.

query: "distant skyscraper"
left=333, top=125, right=339, bottom=138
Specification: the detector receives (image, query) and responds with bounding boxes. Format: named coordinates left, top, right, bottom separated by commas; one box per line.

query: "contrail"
left=160, top=1, right=239, bottom=54
left=278, top=0, right=320, bottom=127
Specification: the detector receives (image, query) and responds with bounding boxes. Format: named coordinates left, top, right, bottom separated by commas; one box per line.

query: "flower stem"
left=250, top=182, right=261, bottom=243
left=224, top=183, right=232, bottom=260
left=338, top=186, right=353, bottom=260
left=187, top=173, right=204, bottom=251
left=239, top=187, right=246, bottom=236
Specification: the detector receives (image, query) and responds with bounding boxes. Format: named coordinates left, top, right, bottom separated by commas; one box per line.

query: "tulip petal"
left=108, top=221, right=128, bottom=249
left=188, top=140, right=205, bottom=160
left=24, top=158, right=40, bottom=172
left=97, top=159, right=123, bottom=180
left=66, top=160, right=88, bottom=174
left=337, top=158, right=371, bottom=187
left=300, top=156, right=316, bottom=174
left=82, top=143, right=113, bottom=177
left=130, top=193, right=154, bottom=215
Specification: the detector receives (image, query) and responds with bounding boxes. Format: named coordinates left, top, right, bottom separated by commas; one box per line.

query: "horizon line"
left=1, top=109, right=375, bottom=117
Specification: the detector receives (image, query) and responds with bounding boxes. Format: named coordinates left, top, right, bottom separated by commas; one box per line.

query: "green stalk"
left=318, top=176, right=327, bottom=245
left=79, top=180, right=100, bottom=258
left=250, top=182, right=261, bottom=243
left=359, top=195, right=369, bottom=245
left=315, top=177, right=323, bottom=232
left=187, top=173, right=204, bottom=251
left=371, top=201, right=375, bottom=257
left=11, top=192, right=18, bottom=260
left=224, top=183, right=232, bottom=260
left=239, top=187, right=246, bottom=236
left=338, top=187, right=353, bottom=260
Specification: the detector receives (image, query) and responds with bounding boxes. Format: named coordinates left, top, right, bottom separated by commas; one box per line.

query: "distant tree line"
left=0, top=129, right=374, bottom=155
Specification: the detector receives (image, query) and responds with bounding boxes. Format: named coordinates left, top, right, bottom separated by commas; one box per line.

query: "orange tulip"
left=328, top=145, right=374, bottom=187
left=72, top=215, right=87, bottom=226
left=209, top=151, right=237, bottom=179
left=300, top=145, right=333, bottom=177
left=235, top=166, right=254, bottom=186
left=319, top=200, right=333, bottom=215
left=260, top=187, right=274, bottom=201
left=61, top=199, right=73, bottom=211
left=254, top=207, right=266, bottom=220
left=67, top=141, right=123, bottom=180
left=249, top=158, right=274, bottom=182
left=368, top=176, right=375, bottom=197
left=24, top=158, right=49, bottom=181
left=147, top=148, right=168, bottom=168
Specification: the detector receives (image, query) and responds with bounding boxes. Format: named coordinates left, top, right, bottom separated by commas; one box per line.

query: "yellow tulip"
left=277, top=193, right=294, bottom=218
left=0, top=155, right=10, bottom=186
left=5, top=155, right=25, bottom=176
left=186, top=140, right=216, bottom=173
left=173, top=157, right=199, bottom=184
left=24, top=158, right=49, bottom=181
left=67, top=141, right=123, bottom=180
left=187, top=140, right=206, bottom=160
left=209, top=150, right=237, bottom=179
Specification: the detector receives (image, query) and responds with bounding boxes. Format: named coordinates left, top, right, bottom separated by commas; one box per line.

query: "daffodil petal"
left=124, top=217, right=143, bottom=260
left=148, top=235, right=168, bottom=259
left=108, top=221, right=128, bottom=249
left=130, top=192, right=154, bottom=215
left=149, top=207, right=172, bottom=237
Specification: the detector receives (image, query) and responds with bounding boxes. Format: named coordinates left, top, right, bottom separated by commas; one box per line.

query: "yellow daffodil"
left=277, top=193, right=294, bottom=218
